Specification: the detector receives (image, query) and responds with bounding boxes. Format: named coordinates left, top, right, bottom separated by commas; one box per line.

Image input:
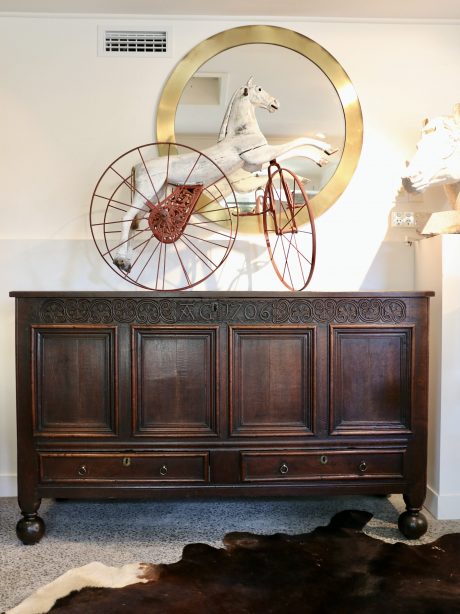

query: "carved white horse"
left=402, top=104, right=460, bottom=209
left=114, top=77, right=336, bottom=272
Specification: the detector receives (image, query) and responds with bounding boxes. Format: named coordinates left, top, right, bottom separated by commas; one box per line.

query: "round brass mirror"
left=156, top=25, right=363, bottom=231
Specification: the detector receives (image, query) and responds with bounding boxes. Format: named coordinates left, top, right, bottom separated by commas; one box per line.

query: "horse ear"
left=422, top=118, right=429, bottom=126
left=243, top=76, right=253, bottom=96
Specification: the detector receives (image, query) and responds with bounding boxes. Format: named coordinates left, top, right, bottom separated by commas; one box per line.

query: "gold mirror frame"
left=156, top=25, right=363, bottom=229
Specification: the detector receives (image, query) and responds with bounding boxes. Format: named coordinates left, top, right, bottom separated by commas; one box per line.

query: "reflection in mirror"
left=175, top=44, right=345, bottom=201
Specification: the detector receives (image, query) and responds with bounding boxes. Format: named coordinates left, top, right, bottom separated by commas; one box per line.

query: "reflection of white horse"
left=402, top=104, right=460, bottom=209
left=114, top=77, right=336, bottom=272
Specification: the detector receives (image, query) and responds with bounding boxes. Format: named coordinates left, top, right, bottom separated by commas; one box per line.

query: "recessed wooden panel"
left=32, top=326, right=117, bottom=436
left=330, top=326, right=413, bottom=434
left=230, top=326, right=315, bottom=436
left=132, top=327, right=218, bottom=437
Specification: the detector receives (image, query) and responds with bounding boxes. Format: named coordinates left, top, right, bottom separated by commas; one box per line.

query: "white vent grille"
left=99, top=28, right=170, bottom=57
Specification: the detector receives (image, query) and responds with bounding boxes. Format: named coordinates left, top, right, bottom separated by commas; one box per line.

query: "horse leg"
left=240, top=138, right=338, bottom=172
left=278, top=146, right=332, bottom=167
left=300, top=137, right=338, bottom=156
left=113, top=174, right=166, bottom=273
left=272, top=139, right=339, bottom=165
left=112, top=196, right=146, bottom=273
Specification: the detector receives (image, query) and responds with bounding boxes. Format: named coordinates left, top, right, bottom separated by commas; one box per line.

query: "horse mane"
left=218, top=88, right=239, bottom=143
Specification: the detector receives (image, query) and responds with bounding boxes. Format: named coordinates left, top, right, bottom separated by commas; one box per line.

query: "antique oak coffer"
left=10, top=291, right=432, bottom=543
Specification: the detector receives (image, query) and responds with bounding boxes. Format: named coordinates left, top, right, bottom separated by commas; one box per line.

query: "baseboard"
left=425, top=484, right=439, bottom=517
left=0, top=474, right=17, bottom=497
left=2, top=478, right=460, bottom=519
left=425, top=484, right=460, bottom=520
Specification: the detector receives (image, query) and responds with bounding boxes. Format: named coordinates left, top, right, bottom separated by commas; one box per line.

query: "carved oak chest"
left=10, top=291, right=432, bottom=543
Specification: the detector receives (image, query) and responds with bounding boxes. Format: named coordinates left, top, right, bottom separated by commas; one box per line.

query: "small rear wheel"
left=263, top=164, right=316, bottom=291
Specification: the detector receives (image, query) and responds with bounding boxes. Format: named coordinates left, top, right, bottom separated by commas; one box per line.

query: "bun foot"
left=398, top=510, right=428, bottom=540
left=16, top=513, right=45, bottom=545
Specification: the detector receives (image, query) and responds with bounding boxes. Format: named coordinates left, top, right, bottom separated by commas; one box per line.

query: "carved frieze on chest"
left=39, top=297, right=407, bottom=325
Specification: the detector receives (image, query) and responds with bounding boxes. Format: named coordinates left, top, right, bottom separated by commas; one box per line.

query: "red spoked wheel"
left=90, top=142, right=238, bottom=291
left=262, top=161, right=316, bottom=291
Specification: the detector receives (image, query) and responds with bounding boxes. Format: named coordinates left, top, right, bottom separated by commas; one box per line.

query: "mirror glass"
left=175, top=44, right=345, bottom=198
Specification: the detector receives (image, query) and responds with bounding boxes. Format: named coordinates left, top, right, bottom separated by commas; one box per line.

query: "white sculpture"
left=113, top=77, right=336, bottom=272
left=402, top=104, right=460, bottom=233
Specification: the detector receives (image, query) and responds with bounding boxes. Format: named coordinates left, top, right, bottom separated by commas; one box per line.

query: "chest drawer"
left=241, top=450, right=404, bottom=482
left=39, top=452, right=209, bottom=483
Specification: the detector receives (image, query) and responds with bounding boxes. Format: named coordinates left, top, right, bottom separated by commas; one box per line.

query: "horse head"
left=218, top=77, right=280, bottom=142
left=402, top=104, right=460, bottom=193
left=241, top=76, right=280, bottom=113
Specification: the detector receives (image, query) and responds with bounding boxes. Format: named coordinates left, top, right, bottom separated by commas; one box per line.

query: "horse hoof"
left=316, top=156, right=328, bottom=167
left=113, top=257, right=132, bottom=273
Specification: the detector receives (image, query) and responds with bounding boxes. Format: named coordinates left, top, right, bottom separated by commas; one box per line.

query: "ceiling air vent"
left=98, top=27, right=171, bottom=57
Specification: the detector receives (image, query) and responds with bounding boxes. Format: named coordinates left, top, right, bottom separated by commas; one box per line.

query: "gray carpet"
left=1, top=495, right=460, bottom=612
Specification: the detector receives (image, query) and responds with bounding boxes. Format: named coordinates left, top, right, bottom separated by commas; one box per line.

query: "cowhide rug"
left=9, top=511, right=460, bottom=614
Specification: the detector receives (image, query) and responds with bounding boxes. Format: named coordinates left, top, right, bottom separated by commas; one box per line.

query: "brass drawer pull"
left=159, top=465, right=168, bottom=476
left=77, top=465, right=87, bottom=476
left=359, top=460, right=367, bottom=473
left=320, top=455, right=328, bottom=465
left=279, top=463, right=289, bottom=475
left=122, top=457, right=131, bottom=467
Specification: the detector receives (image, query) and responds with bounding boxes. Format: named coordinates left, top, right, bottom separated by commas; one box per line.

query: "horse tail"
left=218, top=88, right=239, bottom=142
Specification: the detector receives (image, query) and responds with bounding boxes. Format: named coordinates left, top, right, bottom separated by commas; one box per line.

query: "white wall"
left=1, top=14, right=459, bottom=502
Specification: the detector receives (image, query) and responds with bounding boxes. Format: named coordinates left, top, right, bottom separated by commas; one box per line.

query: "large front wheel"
left=90, top=142, right=239, bottom=291
left=263, top=166, right=316, bottom=291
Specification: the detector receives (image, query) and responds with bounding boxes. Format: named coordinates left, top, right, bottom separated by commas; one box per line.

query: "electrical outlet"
left=391, top=211, right=416, bottom=227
